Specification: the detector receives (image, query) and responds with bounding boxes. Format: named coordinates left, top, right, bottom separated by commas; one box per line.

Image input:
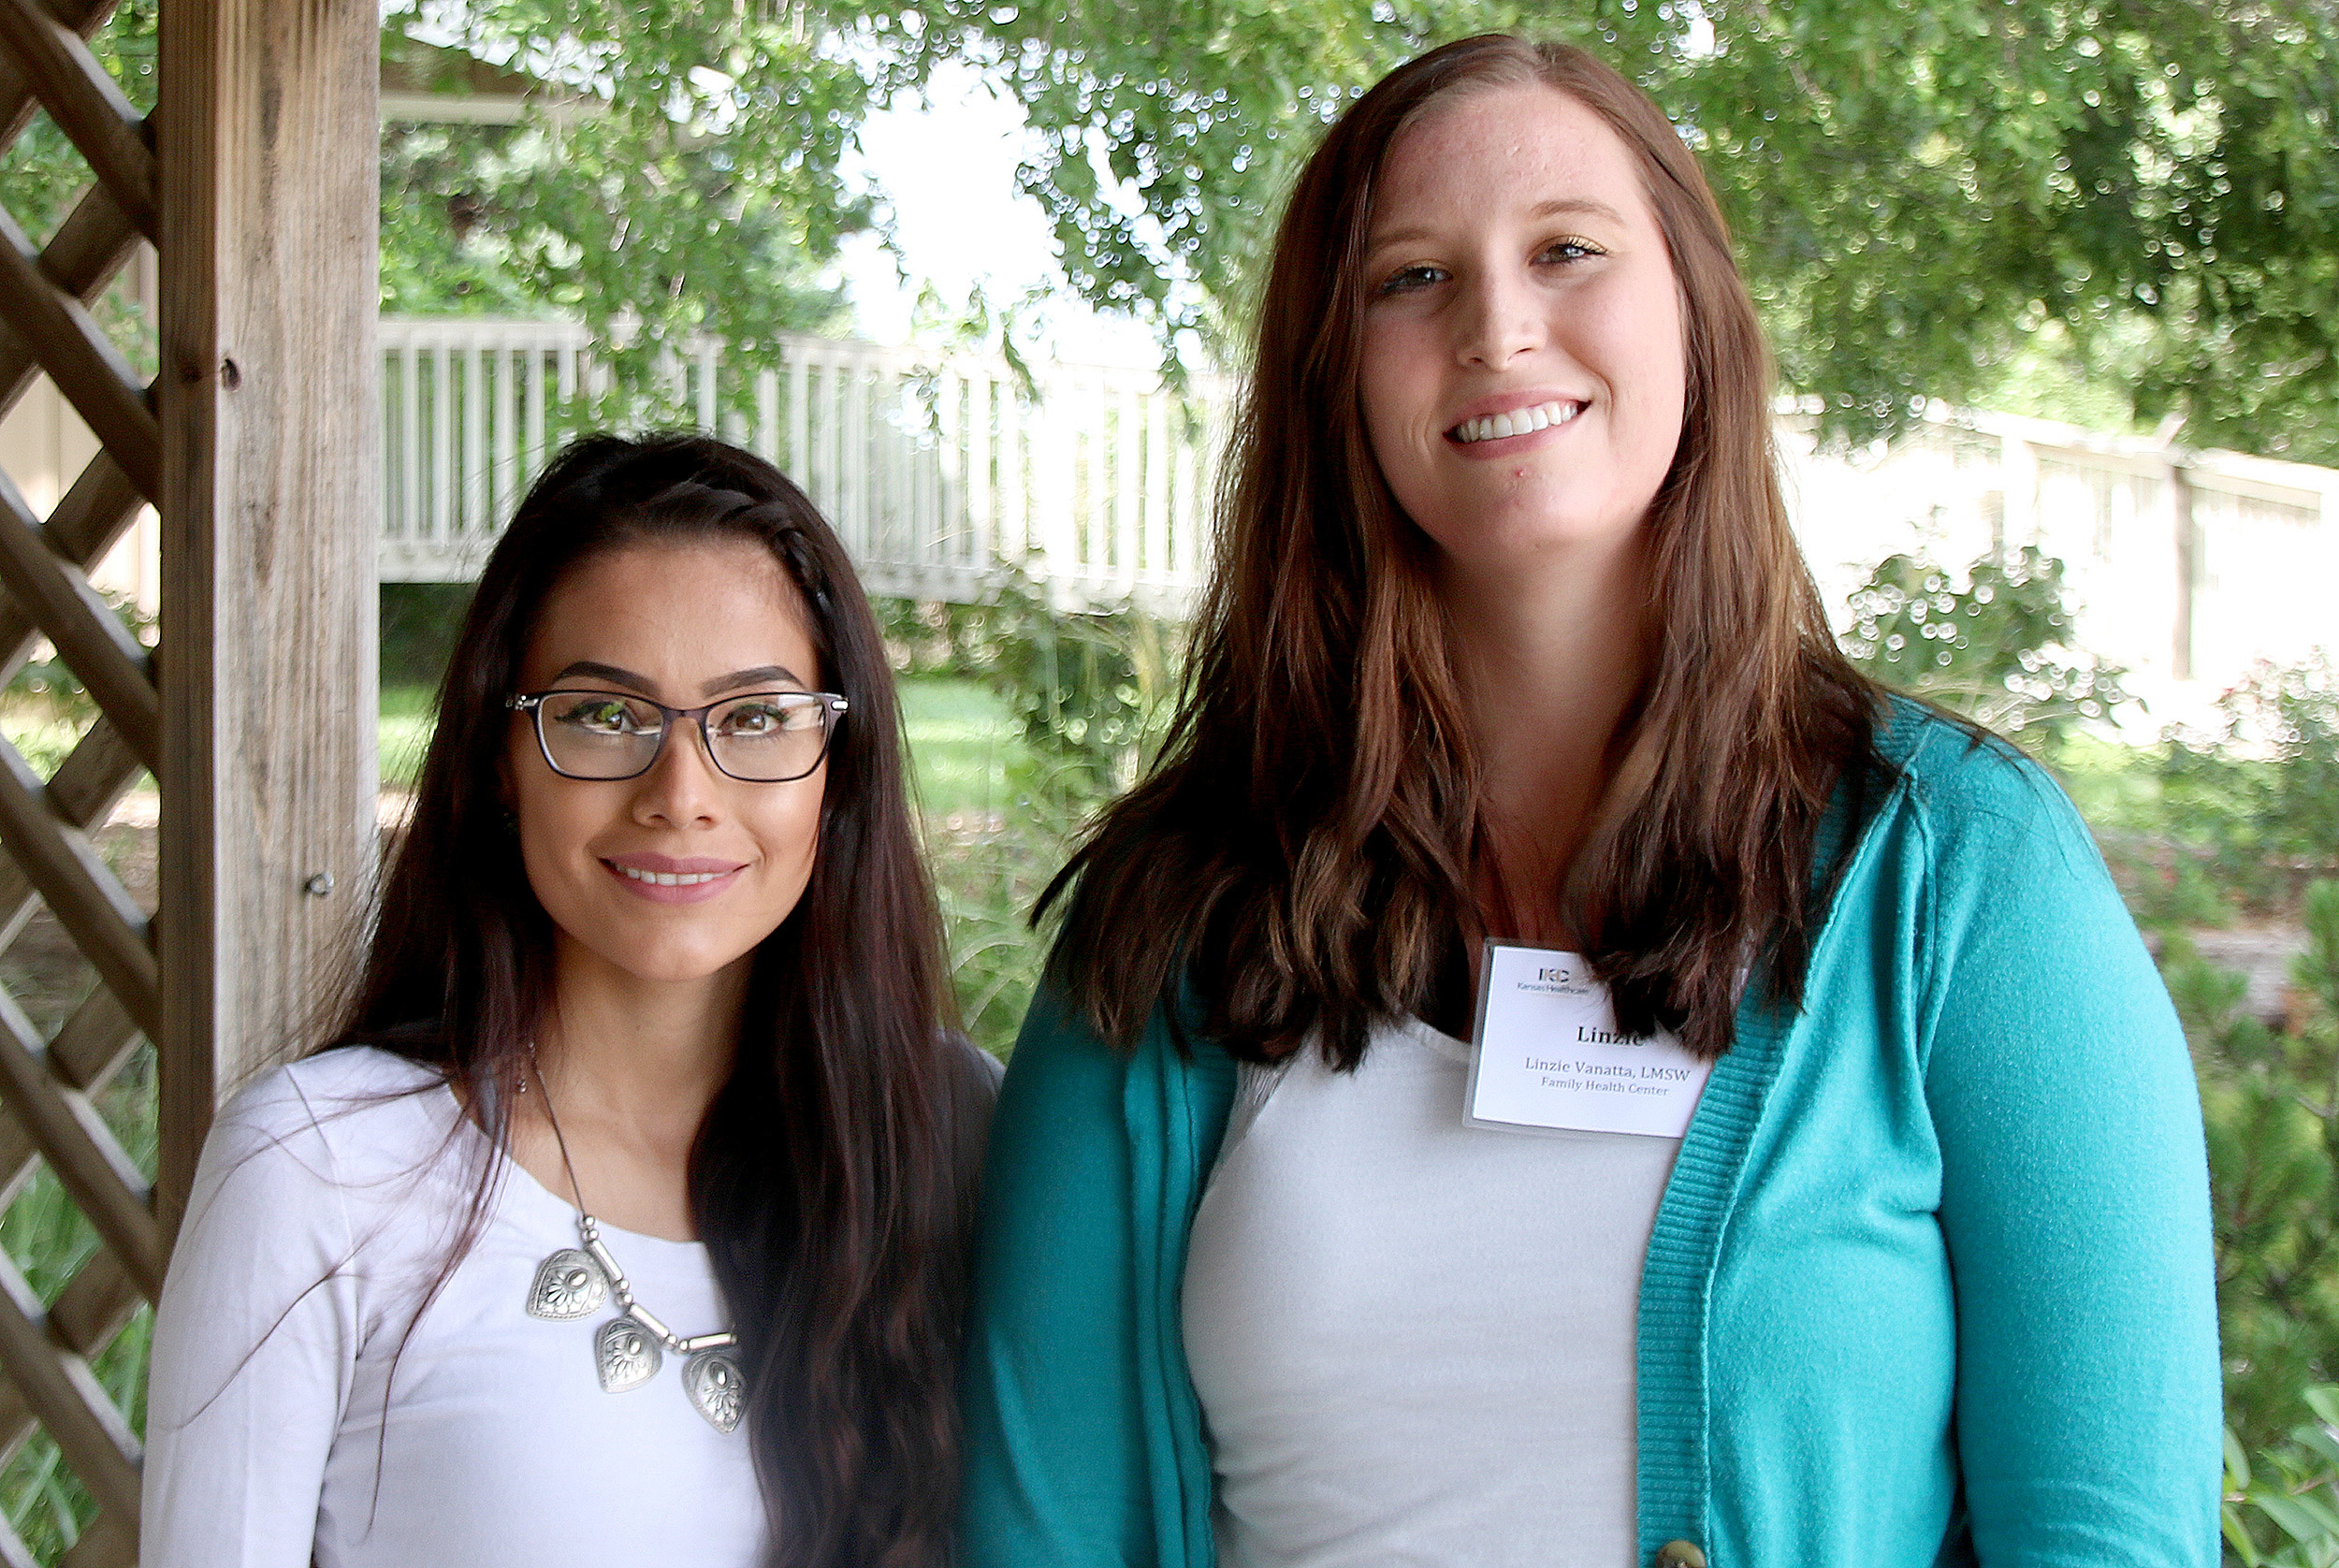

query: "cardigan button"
left=1655, top=1543, right=1707, bottom=1568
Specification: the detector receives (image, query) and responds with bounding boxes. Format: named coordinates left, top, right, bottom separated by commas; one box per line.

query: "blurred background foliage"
left=8, top=0, right=2333, bottom=454
left=5, top=0, right=2338, bottom=1558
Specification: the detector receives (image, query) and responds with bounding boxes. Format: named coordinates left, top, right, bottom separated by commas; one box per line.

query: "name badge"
left=1464, top=944, right=1711, bottom=1139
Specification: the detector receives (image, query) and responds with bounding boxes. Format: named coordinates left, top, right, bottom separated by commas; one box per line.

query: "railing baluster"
left=492, top=327, right=517, bottom=528
left=429, top=338, right=451, bottom=546
left=397, top=331, right=417, bottom=544
left=463, top=332, right=487, bottom=535
left=523, top=337, right=546, bottom=494
left=368, top=319, right=1236, bottom=610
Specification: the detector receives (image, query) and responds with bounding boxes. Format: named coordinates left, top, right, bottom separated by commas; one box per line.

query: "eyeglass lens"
left=535, top=690, right=832, bottom=782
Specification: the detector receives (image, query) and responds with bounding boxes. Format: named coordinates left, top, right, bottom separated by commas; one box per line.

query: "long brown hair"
left=1043, top=36, right=1890, bottom=1065
left=330, top=434, right=966, bottom=1566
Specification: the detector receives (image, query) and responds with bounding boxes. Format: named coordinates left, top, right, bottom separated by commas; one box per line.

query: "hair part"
left=1043, top=36, right=1890, bottom=1066
left=330, top=433, right=967, bottom=1568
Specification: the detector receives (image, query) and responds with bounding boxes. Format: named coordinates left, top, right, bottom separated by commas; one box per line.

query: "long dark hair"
left=1043, top=36, right=1890, bottom=1065
left=328, top=433, right=965, bottom=1567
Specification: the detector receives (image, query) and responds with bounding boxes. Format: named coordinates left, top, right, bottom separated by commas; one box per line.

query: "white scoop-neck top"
left=141, top=1045, right=763, bottom=1568
left=1181, top=1017, right=1682, bottom=1568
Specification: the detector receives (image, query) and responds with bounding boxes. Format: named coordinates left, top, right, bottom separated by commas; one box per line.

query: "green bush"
left=2225, top=1387, right=2339, bottom=1568
left=2158, top=660, right=2339, bottom=918
left=1840, top=545, right=2132, bottom=751
left=2180, top=882, right=2339, bottom=1464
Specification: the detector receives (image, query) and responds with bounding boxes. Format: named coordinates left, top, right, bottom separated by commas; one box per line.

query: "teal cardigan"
left=958, top=704, right=2220, bottom=1567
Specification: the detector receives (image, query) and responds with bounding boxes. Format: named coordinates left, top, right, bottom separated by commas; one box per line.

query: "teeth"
left=617, top=864, right=727, bottom=886
left=1451, top=400, right=1581, bottom=444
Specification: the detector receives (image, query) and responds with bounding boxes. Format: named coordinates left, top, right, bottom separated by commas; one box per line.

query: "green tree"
left=921, top=0, right=2339, bottom=458
left=14, top=3, right=2333, bottom=455
left=374, top=8, right=887, bottom=400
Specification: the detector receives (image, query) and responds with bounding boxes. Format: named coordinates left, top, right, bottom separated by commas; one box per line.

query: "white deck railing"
left=376, top=316, right=2334, bottom=700
left=378, top=317, right=1227, bottom=612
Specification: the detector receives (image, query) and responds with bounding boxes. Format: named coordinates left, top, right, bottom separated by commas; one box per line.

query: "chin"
left=584, top=936, right=759, bottom=988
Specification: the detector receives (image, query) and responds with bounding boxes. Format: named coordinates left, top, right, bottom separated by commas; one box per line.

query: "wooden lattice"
left=0, top=0, right=167, bottom=1561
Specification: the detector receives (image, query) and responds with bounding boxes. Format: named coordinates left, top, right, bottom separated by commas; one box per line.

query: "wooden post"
left=155, top=0, right=379, bottom=1235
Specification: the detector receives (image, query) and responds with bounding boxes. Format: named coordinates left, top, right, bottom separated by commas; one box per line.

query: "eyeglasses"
left=506, top=688, right=849, bottom=783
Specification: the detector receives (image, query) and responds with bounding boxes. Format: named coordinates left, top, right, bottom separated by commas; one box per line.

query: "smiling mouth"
left=1447, top=400, right=1585, bottom=445
left=609, top=863, right=737, bottom=887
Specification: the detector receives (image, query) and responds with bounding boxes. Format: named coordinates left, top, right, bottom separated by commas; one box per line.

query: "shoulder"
left=944, top=1031, right=1007, bottom=1096
left=939, top=1031, right=1005, bottom=1196
left=198, top=1046, right=459, bottom=1212
left=1870, top=695, right=2098, bottom=878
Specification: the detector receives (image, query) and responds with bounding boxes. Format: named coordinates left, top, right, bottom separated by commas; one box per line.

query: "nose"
left=629, top=718, right=725, bottom=827
left=1455, top=262, right=1543, bottom=370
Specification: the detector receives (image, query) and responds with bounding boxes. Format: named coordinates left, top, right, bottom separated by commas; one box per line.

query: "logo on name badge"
left=1464, top=943, right=1711, bottom=1139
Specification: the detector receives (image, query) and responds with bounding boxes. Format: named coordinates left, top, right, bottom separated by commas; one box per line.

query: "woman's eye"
left=554, top=699, right=644, bottom=733
left=1375, top=264, right=1448, bottom=297
left=1539, top=237, right=1605, bottom=265
left=718, top=702, right=785, bottom=737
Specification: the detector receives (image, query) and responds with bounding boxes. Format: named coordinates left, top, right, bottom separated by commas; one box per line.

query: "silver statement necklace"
left=518, top=1060, right=745, bottom=1433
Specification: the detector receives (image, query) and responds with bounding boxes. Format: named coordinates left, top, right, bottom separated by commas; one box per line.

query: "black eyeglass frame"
left=505, top=688, right=850, bottom=783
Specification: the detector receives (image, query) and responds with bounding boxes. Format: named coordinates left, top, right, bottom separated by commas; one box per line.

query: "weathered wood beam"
left=0, top=1251, right=141, bottom=1480
left=0, top=467, right=159, bottom=770
left=0, top=720, right=144, bottom=957
left=0, top=0, right=155, bottom=240
left=0, top=0, right=111, bottom=151
left=0, top=999, right=144, bottom=1222
left=0, top=988, right=160, bottom=1299
left=58, top=1512, right=133, bottom=1568
left=0, top=206, right=157, bottom=500
left=0, top=451, right=145, bottom=693
left=48, top=1249, right=137, bottom=1362
left=47, top=985, right=138, bottom=1092
left=0, top=1247, right=138, bottom=1523
left=156, top=0, right=379, bottom=1235
left=0, top=1512, right=39, bottom=1568
left=56, top=1510, right=134, bottom=1568
left=0, top=183, right=141, bottom=422
left=0, top=739, right=157, bottom=1038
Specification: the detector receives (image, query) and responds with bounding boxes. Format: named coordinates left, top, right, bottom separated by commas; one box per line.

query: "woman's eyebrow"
left=551, top=659, right=653, bottom=691
left=1365, top=196, right=1628, bottom=257
left=545, top=661, right=808, bottom=696
left=1529, top=196, right=1626, bottom=225
left=701, top=665, right=806, bottom=696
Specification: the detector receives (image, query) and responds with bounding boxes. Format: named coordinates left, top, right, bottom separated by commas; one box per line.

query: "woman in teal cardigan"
left=958, top=35, right=2219, bottom=1568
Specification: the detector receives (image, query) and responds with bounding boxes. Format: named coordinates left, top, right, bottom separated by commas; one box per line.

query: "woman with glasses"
left=142, top=433, right=995, bottom=1568
left=957, top=35, right=2218, bottom=1568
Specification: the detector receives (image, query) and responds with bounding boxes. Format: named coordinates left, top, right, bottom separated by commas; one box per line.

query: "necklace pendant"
left=595, top=1315, right=662, bottom=1392
left=684, top=1347, right=745, bottom=1433
left=526, top=1247, right=609, bottom=1321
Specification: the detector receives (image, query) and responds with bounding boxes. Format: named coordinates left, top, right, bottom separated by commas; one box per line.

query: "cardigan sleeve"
left=956, top=987, right=1164, bottom=1568
left=140, top=1068, right=363, bottom=1568
left=1914, top=743, right=2221, bottom=1566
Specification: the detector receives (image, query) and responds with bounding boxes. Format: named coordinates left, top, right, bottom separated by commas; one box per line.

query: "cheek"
left=747, top=782, right=826, bottom=904
left=1358, top=324, right=1439, bottom=502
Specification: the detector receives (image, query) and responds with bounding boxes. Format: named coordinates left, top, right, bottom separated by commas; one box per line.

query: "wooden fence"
left=378, top=318, right=1226, bottom=613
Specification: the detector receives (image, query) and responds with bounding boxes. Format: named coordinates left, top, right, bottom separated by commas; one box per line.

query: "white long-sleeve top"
left=141, top=1046, right=763, bottom=1568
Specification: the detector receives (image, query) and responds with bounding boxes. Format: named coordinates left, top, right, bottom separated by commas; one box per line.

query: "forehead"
left=1370, top=81, right=1653, bottom=238
left=521, top=537, right=817, bottom=683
